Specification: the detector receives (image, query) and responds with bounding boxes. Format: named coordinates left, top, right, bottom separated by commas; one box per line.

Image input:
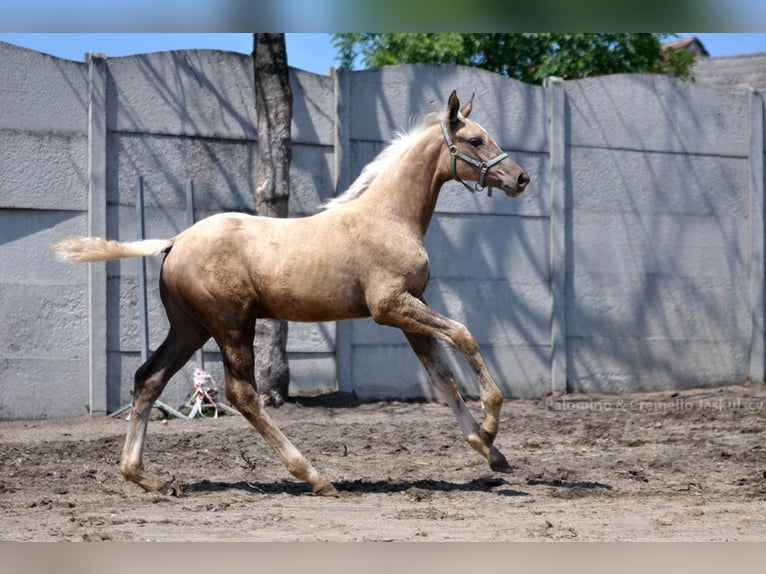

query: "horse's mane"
left=324, top=112, right=443, bottom=209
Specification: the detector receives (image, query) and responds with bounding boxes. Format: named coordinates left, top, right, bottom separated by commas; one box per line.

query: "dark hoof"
left=158, top=475, right=178, bottom=496
left=489, top=448, right=513, bottom=474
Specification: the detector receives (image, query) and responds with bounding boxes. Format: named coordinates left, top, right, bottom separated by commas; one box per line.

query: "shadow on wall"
left=564, top=75, right=752, bottom=392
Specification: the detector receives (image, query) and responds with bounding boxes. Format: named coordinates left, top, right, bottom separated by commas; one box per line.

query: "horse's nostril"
left=518, top=172, right=530, bottom=187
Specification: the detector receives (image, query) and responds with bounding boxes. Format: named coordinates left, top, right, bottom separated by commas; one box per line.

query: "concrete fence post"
left=135, top=176, right=150, bottom=363
left=749, top=89, right=765, bottom=384
left=186, top=180, right=205, bottom=370
left=545, top=77, right=568, bottom=396
left=332, top=67, right=354, bottom=394
left=86, top=52, right=108, bottom=414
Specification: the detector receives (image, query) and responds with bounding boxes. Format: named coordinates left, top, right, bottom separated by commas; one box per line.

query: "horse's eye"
left=469, top=138, right=483, bottom=148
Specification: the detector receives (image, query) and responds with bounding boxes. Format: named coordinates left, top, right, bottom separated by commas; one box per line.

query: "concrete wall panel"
left=106, top=51, right=258, bottom=140
left=566, top=75, right=749, bottom=155
left=568, top=337, right=749, bottom=393
left=0, top=42, right=87, bottom=134
left=570, top=148, right=749, bottom=216
left=347, top=64, right=547, bottom=153
left=0, top=132, right=87, bottom=211
left=0, top=358, right=89, bottom=419
left=351, top=343, right=549, bottom=400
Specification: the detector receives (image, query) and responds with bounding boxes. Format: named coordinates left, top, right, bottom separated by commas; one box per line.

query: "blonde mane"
left=324, top=112, right=442, bottom=209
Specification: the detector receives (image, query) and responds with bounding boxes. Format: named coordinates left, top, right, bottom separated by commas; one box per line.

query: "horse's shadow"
left=526, top=478, right=613, bottom=490
left=180, top=476, right=530, bottom=497
left=179, top=476, right=613, bottom=498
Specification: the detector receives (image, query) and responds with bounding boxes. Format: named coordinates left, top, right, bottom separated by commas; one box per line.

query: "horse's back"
left=159, top=211, right=372, bottom=322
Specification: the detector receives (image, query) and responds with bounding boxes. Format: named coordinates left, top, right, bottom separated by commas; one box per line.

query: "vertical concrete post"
left=332, top=67, right=354, bottom=394
left=135, top=176, right=150, bottom=363
left=186, top=180, right=205, bottom=370
left=545, top=77, right=567, bottom=396
left=86, top=53, right=108, bottom=414
left=749, top=89, right=765, bottom=384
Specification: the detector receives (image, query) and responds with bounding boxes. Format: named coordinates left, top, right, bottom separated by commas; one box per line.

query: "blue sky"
left=0, top=34, right=765, bottom=75
left=0, top=34, right=338, bottom=73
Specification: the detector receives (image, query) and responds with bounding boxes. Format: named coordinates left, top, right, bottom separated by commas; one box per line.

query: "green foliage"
left=332, top=33, right=695, bottom=84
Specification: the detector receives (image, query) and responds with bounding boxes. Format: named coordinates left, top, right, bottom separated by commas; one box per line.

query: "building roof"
left=663, top=36, right=766, bottom=93
left=663, top=36, right=710, bottom=58
left=692, top=52, right=766, bottom=93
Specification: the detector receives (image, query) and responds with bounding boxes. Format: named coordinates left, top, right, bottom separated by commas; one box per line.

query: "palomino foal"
left=53, top=91, right=529, bottom=496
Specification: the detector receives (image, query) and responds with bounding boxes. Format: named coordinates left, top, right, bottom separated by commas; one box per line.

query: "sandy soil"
left=1, top=384, right=764, bottom=541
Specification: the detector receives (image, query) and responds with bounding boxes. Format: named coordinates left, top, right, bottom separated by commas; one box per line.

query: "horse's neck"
left=362, top=128, right=448, bottom=237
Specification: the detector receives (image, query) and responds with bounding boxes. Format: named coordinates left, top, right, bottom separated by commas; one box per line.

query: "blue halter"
left=440, top=119, right=508, bottom=197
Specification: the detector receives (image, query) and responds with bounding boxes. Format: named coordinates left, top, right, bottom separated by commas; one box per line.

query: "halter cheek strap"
left=440, top=119, right=509, bottom=197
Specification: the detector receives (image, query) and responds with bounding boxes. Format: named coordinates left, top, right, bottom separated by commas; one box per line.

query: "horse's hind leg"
left=120, top=317, right=209, bottom=492
left=217, top=323, right=337, bottom=496
left=404, top=331, right=512, bottom=473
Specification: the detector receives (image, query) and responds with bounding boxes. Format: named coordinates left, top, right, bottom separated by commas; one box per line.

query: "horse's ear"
left=460, top=93, right=474, bottom=118
left=447, top=90, right=460, bottom=126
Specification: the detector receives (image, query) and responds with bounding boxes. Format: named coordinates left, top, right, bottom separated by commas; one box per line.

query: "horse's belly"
left=257, top=297, right=370, bottom=322
left=256, top=278, right=369, bottom=322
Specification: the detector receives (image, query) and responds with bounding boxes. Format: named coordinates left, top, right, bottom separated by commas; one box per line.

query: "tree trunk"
left=253, top=33, right=292, bottom=406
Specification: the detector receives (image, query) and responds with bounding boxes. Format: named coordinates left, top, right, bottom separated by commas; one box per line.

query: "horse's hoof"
left=158, top=475, right=178, bottom=496
left=130, top=472, right=175, bottom=494
left=489, top=448, right=513, bottom=474
left=314, top=482, right=339, bottom=497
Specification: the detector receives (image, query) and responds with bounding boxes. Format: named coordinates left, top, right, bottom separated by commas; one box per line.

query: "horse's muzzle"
left=502, top=170, right=530, bottom=197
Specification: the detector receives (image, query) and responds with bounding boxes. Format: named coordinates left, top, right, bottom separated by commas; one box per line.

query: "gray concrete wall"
left=563, top=75, right=755, bottom=392
left=1, top=41, right=763, bottom=418
left=0, top=43, right=90, bottom=418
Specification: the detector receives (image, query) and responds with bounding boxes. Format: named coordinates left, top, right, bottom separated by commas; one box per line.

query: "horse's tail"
left=52, top=236, right=174, bottom=262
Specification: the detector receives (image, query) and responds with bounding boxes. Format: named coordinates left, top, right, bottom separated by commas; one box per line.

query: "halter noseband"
left=440, top=119, right=508, bottom=197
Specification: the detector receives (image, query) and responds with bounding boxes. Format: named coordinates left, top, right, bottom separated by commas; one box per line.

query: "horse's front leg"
left=370, top=292, right=511, bottom=472
left=404, top=331, right=512, bottom=472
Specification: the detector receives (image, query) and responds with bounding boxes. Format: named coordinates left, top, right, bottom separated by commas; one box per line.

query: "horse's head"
left=441, top=91, right=529, bottom=197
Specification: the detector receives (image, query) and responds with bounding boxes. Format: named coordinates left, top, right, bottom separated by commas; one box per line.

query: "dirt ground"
left=1, top=383, right=765, bottom=541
